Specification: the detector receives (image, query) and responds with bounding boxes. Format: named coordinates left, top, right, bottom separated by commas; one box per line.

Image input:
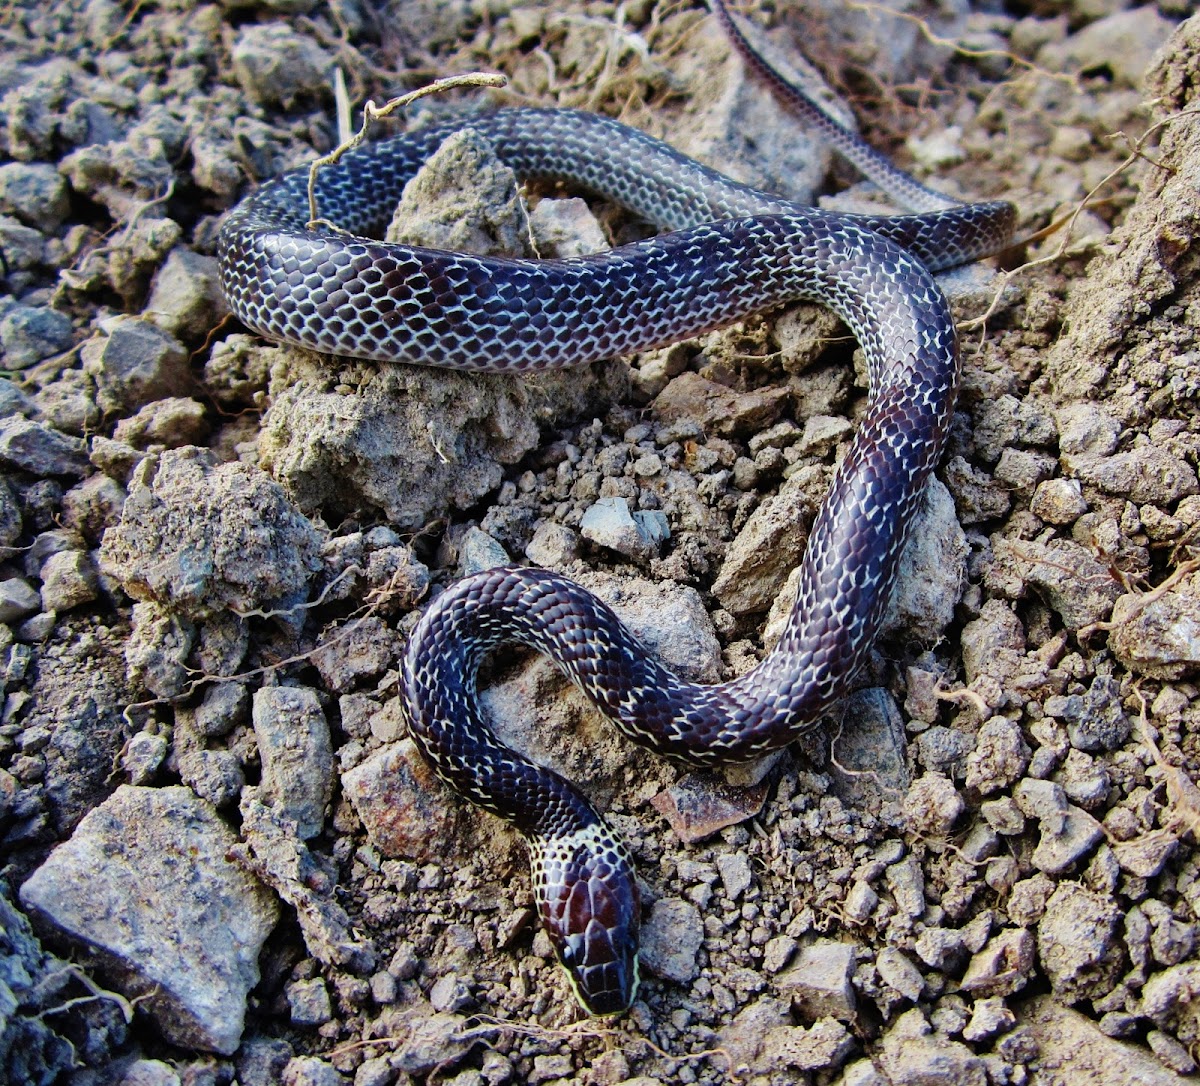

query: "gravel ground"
left=2, top=0, right=1199, bottom=1084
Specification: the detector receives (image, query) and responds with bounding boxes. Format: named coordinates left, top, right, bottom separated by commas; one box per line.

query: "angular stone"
left=81, top=318, right=191, bottom=414
left=651, top=771, right=769, bottom=844
left=342, top=739, right=462, bottom=862
left=1037, top=883, right=1124, bottom=1004
left=0, top=417, right=88, bottom=476
left=877, top=1008, right=987, bottom=1086
left=960, top=928, right=1035, bottom=998
left=99, top=447, right=322, bottom=621
left=653, top=371, right=788, bottom=440
left=777, top=939, right=857, bottom=1021
left=639, top=897, right=703, bottom=983
left=1021, top=994, right=1181, bottom=1086
left=0, top=577, right=41, bottom=623
left=876, top=947, right=924, bottom=1001
left=145, top=247, right=228, bottom=342
left=1110, top=584, right=1200, bottom=680
left=19, top=785, right=278, bottom=1055
left=252, top=686, right=333, bottom=839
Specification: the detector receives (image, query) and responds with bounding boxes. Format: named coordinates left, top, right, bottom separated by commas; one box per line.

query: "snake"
left=217, top=0, right=1016, bottom=1018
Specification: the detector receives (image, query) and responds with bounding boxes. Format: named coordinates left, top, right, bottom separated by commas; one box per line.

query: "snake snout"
left=532, top=823, right=641, bottom=1017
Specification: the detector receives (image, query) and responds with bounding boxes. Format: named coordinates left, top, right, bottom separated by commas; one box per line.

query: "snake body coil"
left=218, top=3, right=1016, bottom=1017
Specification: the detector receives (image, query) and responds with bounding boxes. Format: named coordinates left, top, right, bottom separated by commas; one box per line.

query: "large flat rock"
left=19, top=785, right=279, bottom=1055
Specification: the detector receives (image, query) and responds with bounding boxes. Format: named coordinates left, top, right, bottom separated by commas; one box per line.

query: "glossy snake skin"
left=217, top=0, right=1016, bottom=1017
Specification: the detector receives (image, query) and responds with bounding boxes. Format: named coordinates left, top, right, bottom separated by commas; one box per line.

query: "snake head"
left=531, top=822, right=641, bottom=1017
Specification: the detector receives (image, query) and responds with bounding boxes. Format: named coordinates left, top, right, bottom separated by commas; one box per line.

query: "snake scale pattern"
left=218, top=0, right=1016, bottom=1017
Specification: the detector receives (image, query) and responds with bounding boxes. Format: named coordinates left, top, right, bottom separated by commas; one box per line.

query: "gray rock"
left=1030, top=478, right=1087, bottom=525
left=877, top=1008, right=987, bottom=1086
left=668, top=12, right=832, bottom=204
left=963, top=717, right=1030, bottom=796
left=0, top=884, right=81, bottom=1085
left=903, top=774, right=963, bottom=838
left=886, top=856, right=926, bottom=920
left=828, top=687, right=911, bottom=811
left=39, top=549, right=99, bottom=612
left=914, top=928, right=966, bottom=972
left=528, top=196, right=608, bottom=258
left=844, top=880, right=879, bottom=925
left=99, top=447, right=323, bottom=621
left=1032, top=804, right=1103, bottom=876
left=0, top=417, right=88, bottom=476
left=1147, top=1031, right=1196, bottom=1075
left=193, top=681, right=250, bottom=739
left=0, top=378, right=34, bottom=421
left=81, top=318, right=191, bottom=414
left=19, top=785, right=279, bottom=1055
left=962, top=997, right=1014, bottom=1043
left=1143, top=963, right=1200, bottom=1045
left=120, top=1059, right=181, bottom=1086
left=716, top=997, right=793, bottom=1077
left=231, top=24, right=333, bottom=108
left=639, top=897, right=703, bottom=983
left=458, top=526, right=510, bottom=575
left=387, top=129, right=532, bottom=257
left=177, top=747, right=244, bottom=809
left=716, top=850, right=753, bottom=900
left=282, top=1056, right=344, bottom=1086
left=253, top=686, right=333, bottom=839
left=286, top=978, right=332, bottom=1027
left=763, top=935, right=798, bottom=974
left=876, top=947, right=924, bottom=1002
left=382, top=1003, right=475, bottom=1075
left=1021, top=995, right=1182, bottom=1086
left=145, top=247, right=228, bottom=342
left=960, top=599, right=1024, bottom=684
left=776, top=939, right=856, bottom=1021
left=0, top=161, right=69, bottom=228
left=1038, top=7, right=1175, bottom=89
left=882, top=478, right=967, bottom=644
left=112, top=396, right=210, bottom=450
left=579, top=496, right=666, bottom=560
left=766, top=1019, right=856, bottom=1072
left=714, top=470, right=816, bottom=616
left=942, top=455, right=1010, bottom=524
left=1068, top=445, right=1199, bottom=505
left=0, top=305, right=73, bottom=369
left=236, top=793, right=375, bottom=972
left=1110, top=582, right=1200, bottom=680
left=62, top=473, right=127, bottom=544
left=1055, top=403, right=1120, bottom=458
left=1037, top=882, right=1124, bottom=1004
left=236, top=1038, right=294, bottom=1086
left=120, top=724, right=168, bottom=782
left=0, top=215, right=45, bottom=274
left=123, top=602, right=195, bottom=698
left=989, top=537, right=1121, bottom=629
left=524, top=521, right=579, bottom=568
left=0, top=577, right=40, bottom=623
left=311, top=615, right=397, bottom=694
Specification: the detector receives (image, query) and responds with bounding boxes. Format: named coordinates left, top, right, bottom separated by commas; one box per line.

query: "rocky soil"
left=2, top=0, right=1199, bottom=1083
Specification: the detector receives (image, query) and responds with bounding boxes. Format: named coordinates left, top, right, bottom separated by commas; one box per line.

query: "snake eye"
left=559, top=944, right=576, bottom=966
